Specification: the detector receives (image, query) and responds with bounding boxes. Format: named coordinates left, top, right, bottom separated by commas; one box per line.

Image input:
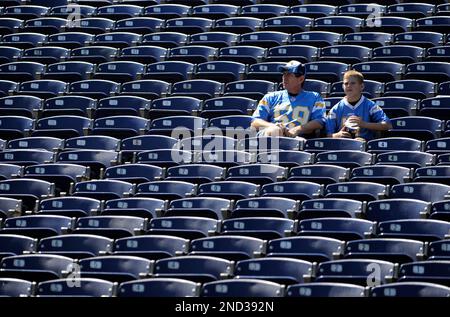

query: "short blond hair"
left=343, top=70, right=364, bottom=84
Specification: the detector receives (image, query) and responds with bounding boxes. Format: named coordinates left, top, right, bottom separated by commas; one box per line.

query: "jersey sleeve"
left=325, top=105, right=339, bottom=135
left=310, top=94, right=327, bottom=126
left=252, top=94, right=272, bottom=121
left=369, top=103, right=391, bottom=123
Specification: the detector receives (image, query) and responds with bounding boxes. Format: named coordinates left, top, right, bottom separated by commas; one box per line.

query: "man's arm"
left=286, top=119, right=323, bottom=137
left=251, top=118, right=278, bottom=130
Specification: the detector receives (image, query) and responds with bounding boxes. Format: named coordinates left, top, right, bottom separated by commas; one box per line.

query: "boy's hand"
left=347, top=116, right=366, bottom=129
left=332, top=126, right=352, bottom=138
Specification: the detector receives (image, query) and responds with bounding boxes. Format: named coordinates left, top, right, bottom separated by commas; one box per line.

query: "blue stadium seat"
left=191, top=4, right=238, bottom=20
left=0, top=215, right=71, bottom=239
left=430, top=200, right=450, bottom=221
left=135, top=180, right=195, bottom=201
left=42, top=95, right=95, bottom=118
left=136, top=149, right=192, bottom=167
left=314, top=16, right=362, bottom=34
left=96, top=4, right=142, bottom=21
left=0, top=254, right=72, bottom=282
left=287, top=282, right=365, bottom=297
left=371, top=282, right=450, bottom=297
left=66, top=17, right=114, bottom=35
left=245, top=62, right=284, bottom=82
left=414, top=166, right=450, bottom=186
left=144, top=61, right=193, bottom=83
left=416, top=17, right=450, bottom=34
left=338, top=3, right=385, bottom=18
left=386, top=116, right=442, bottom=141
left=18, top=80, right=66, bottom=99
left=190, top=236, right=265, bottom=261
left=0, top=164, right=21, bottom=181
left=394, top=32, right=444, bottom=49
left=96, top=95, right=150, bottom=118
left=64, top=135, right=119, bottom=151
left=93, top=61, right=144, bottom=83
left=367, top=137, right=422, bottom=154
left=304, top=61, right=348, bottom=83
left=189, top=32, right=239, bottom=49
left=439, top=81, right=450, bottom=96
left=208, top=115, right=254, bottom=134
left=428, top=239, right=450, bottom=260
left=222, top=217, right=295, bottom=240
left=121, top=79, right=169, bottom=100
left=345, top=238, right=425, bottom=263
left=224, top=80, right=275, bottom=100
left=46, top=32, right=94, bottom=49
left=24, top=17, right=66, bottom=35
left=343, top=32, right=392, bottom=49
left=43, top=61, right=94, bottom=83
left=213, top=17, right=262, bottom=34
left=74, top=215, right=146, bottom=239
left=113, top=235, right=188, bottom=260
left=36, top=278, right=114, bottom=297
left=119, top=45, right=167, bottom=64
left=325, top=182, right=387, bottom=202
left=0, top=197, right=21, bottom=220
left=201, top=96, right=256, bottom=119
left=118, top=278, right=198, bottom=297
left=120, top=135, right=177, bottom=160
left=387, top=3, right=434, bottom=19
left=390, top=183, right=450, bottom=203
left=218, top=45, right=265, bottom=65
left=316, top=151, right=372, bottom=169
left=33, top=115, right=91, bottom=139
left=0, top=62, right=45, bottom=82
left=398, top=261, right=450, bottom=286
left=372, top=45, right=424, bottom=65
left=298, top=198, right=362, bottom=219
left=2, top=32, right=46, bottom=49
left=142, top=32, right=188, bottom=48
left=153, top=255, right=231, bottom=283
left=195, top=61, right=245, bottom=83
left=0, top=95, right=41, bottom=118
left=68, top=79, right=120, bottom=100
left=320, top=45, right=370, bottom=65
left=0, top=18, right=23, bottom=36
left=291, top=31, right=341, bottom=48
left=202, top=279, right=283, bottom=297
left=351, top=165, right=410, bottom=185
left=0, top=278, right=34, bottom=297
left=77, top=255, right=151, bottom=283
left=406, top=61, right=450, bottom=83
left=304, top=138, right=364, bottom=154
left=58, top=150, right=119, bottom=177
left=49, top=5, right=96, bottom=19
left=426, top=46, right=450, bottom=63
left=289, top=4, right=336, bottom=18
left=353, top=61, right=403, bottom=83
left=37, top=234, right=112, bottom=259
left=384, top=79, right=436, bottom=100
left=226, top=163, right=286, bottom=185
left=267, top=236, right=343, bottom=263
left=171, top=80, right=222, bottom=100
left=239, top=136, right=302, bottom=153
left=196, top=150, right=252, bottom=168
left=93, top=32, right=141, bottom=49
left=426, top=137, right=450, bottom=155
left=166, top=164, right=224, bottom=184
left=102, top=197, right=164, bottom=219
left=149, top=115, right=207, bottom=137
left=234, top=257, right=312, bottom=285
left=70, top=46, right=118, bottom=64
left=376, top=151, right=434, bottom=169
left=0, top=235, right=36, bottom=262
left=164, top=17, right=213, bottom=35
left=288, top=165, right=347, bottom=185
left=232, top=196, right=296, bottom=219
left=261, top=181, right=322, bottom=201
left=92, top=116, right=149, bottom=139
left=148, top=216, right=219, bottom=239
left=372, top=97, right=415, bottom=118
left=263, top=16, right=312, bottom=34
left=37, top=196, right=100, bottom=218
left=419, top=97, right=450, bottom=121
left=3, top=5, right=48, bottom=20
left=198, top=181, right=257, bottom=201
left=168, top=45, right=216, bottom=64
left=266, top=45, right=318, bottom=64
left=0, top=149, right=53, bottom=167
left=104, top=164, right=162, bottom=185
left=0, top=80, right=18, bottom=98
left=0, top=47, right=22, bottom=65
left=315, top=259, right=395, bottom=285
left=144, top=4, right=190, bottom=20
left=378, top=219, right=450, bottom=241
left=24, top=163, right=89, bottom=193
left=165, top=197, right=231, bottom=220
left=297, top=217, right=374, bottom=241
left=362, top=17, right=413, bottom=34
left=240, top=4, right=287, bottom=19
left=72, top=179, right=134, bottom=202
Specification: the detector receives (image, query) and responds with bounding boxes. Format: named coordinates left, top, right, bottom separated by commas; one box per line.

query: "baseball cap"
left=278, top=60, right=306, bottom=76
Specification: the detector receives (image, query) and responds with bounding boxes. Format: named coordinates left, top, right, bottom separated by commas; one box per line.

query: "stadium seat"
left=378, top=219, right=450, bottom=241
left=325, top=182, right=387, bottom=202
left=343, top=32, right=392, bottom=48
left=118, top=278, right=198, bottom=297
left=144, top=61, right=194, bottom=83
left=56, top=150, right=118, bottom=178
left=371, top=282, right=450, bottom=297
left=291, top=31, right=341, bottom=48
left=136, top=149, right=192, bottom=168
left=387, top=3, right=434, bottom=19
left=287, top=282, right=365, bottom=297
left=70, top=46, right=118, bottom=64
left=223, top=80, right=276, bottom=100
left=390, top=183, right=450, bottom=202
left=144, top=4, right=190, bottom=20
left=73, top=215, right=146, bottom=239
left=218, top=45, right=265, bottom=65
left=2, top=32, right=46, bottom=49
left=369, top=199, right=431, bottom=222
left=93, top=61, right=144, bottom=83
left=263, top=17, right=312, bottom=34
left=96, top=95, right=149, bottom=119
left=64, top=136, right=119, bottom=151
left=202, top=279, right=283, bottom=297
left=0, top=215, right=71, bottom=239
left=353, top=61, right=403, bottom=83
left=191, top=4, right=238, bottom=20
left=386, top=116, right=442, bottom=141
left=297, top=217, right=374, bottom=241
left=398, top=261, right=450, bottom=286
left=119, top=46, right=167, bottom=64
left=195, top=61, right=245, bottom=83
left=214, top=17, right=262, bottom=34
left=0, top=278, right=34, bottom=297
left=37, top=196, right=100, bottom=218
left=232, top=196, right=296, bottom=219
left=201, top=96, right=256, bottom=119
left=36, top=278, right=114, bottom=297
left=372, top=45, right=424, bottom=65
left=92, top=116, right=149, bottom=139
left=23, top=18, right=67, bottom=35
left=189, top=32, right=238, bottom=49
left=414, top=166, right=450, bottom=186
left=135, top=180, right=195, bottom=201
left=428, top=239, right=450, bottom=260
left=394, top=32, right=444, bottom=49
left=288, top=165, right=347, bottom=185
left=168, top=45, right=216, bottom=64
left=266, top=45, right=318, bottom=64
left=351, top=165, right=410, bottom=185
left=142, top=32, right=188, bottom=48
left=18, top=80, right=66, bottom=99
left=164, top=17, right=213, bottom=35
left=0, top=62, right=45, bottom=82
left=314, top=16, right=363, bottom=34
left=166, top=164, right=224, bottom=184
left=72, top=179, right=134, bottom=201
left=376, top=151, right=434, bottom=169
left=0, top=235, right=36, bottom=262
left=114, top=17, right=164, bottom=35
left=419, top=97, right=450, bottom=121
left=46, top=32, right=94, bottom=49
left=261, top=181, right=322, bottom=201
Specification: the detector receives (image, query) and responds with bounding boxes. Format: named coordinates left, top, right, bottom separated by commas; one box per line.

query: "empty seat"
left=142, top=32, right=188, bottom=48
left=191, top=4, right=238, bottom=20
left=0, top=149, right=53, bottom=167
left=320, top=45, right=370, bottom=65
left=233, top=196, right=296, bottom=219
left=386, top=116, right=442, bottom=141
left=372, top=97, right=416, bottom=118
left=416, top=17, right=450, bottom=34
left=0, top=278, right=34, bottom=297
left=119, top=45, right=167, bottom=64
left=0, top=18, right=23, bottom=36
left=64, top=136, right=119, bottom=151
left=372, top=45, right=424, bottom=65
left=261, top=181, right=322, bottom=201
left=36, top=278, right=114, bottom=297
left=378, top=219, right=450, bottom=242
left=18, top=80, right=66, bottom=99
left=202, top=279, right=283, bottom=297
left=93, top=61, right=144, bottom=83
left=96, top=4, right=142, bottom=21
left=239, top=137, right=302, bottom=154
left=164, top=17, right=213, bottom=35
left=1, top=215, right=71, bottom=239
left=214, top=17, right=262, bottom=34
left=0, top=116, right=32, bottom=140
left=135, top=149, right=192, bottom=167
left=37, top=234, right=112, bottom=259
left=314, top=16, right=363, bottom=34
left=287, top=282, right=365, bottom=297
left=414, top=166, right=450, bottom=186
left=189, top=32, right=238, bottom=49
left=2, top=32, right=46, bottom=49
left=46, top=32, right=94, bottom=49
left=190, top=236, right=265, bottom=261
left=198, top=181, right=258, bottom=201
left=351, top=165, right=410, bottom=185
left=363, top=17, right=412, bottom=34
left=387, top=3, right=434, bottom=19
left=343, top=32, right=392, bottom=49
left=70, top=46, right=118, bottom=64
left=135, top=180, right=195, bottom=201
left=0, top=47, right=22, bottom=65
left=56, top=150, right=117, bottom=178
left=218, top=45, right=265, bottom=65
left=0, top=254, right=72, bottom=282
left=43, top=61, right=94, bottom=83
left=291, top=31, right=341, bottom=48
left=37, top=196, right=100, bottom=218
left=384, top=80, right=435, bottom=100
left=366, top=198, right=429, bottom=222
left=304, top=61, right=348, bottom=83
left=316, top=150, right=371, bottom=169
left=263, top=16, right=311, bottom=33
left=298, top=217, right=374, bottom=241
left=224, top=80, right=275, bottom=100
left=165, top=197, right=231, bottom=220
left=66, top=17, right=114, bottom=35
left=398, top=261, right=450, bottom=286
left=289, top=165, right=348, bottom=185
left=315, top=259, right=395, bottom=285
left=104, top=164, right=162, bottom=185
left=144, top=4, right=190, bottom=20
left=338, top=3, right=385, bottom=18
left=74, top=216, right=145, bottom=239
left=226, top=163, right=286, bottom=185
left=171, top=79, right=222, bottom=100
left=144, top=61, right=193, bottom=83
left=427, top=46, right=450, bottom=62
left=166, top=164, right=224, bottom=184
left=371, top=282, right=450, bottom=297
left=222, top=217, right=294, bottom=240
left=426, top=138, right=450, bottom=155
left=24, top=18, right=67, bottom=35
left=0, top=164, right=21, bottom=181
left=367, top=137, right=421, bottom=154
left=168, top=45, right=216, bottom=64
left=95, top=96, right=149, bottom=119
left=299, top=198, right=362, bottom=220
left=148, top=216, right=219, bottom=240
left=290, top=4, right=336, bottom=18
left=197, top=150, right=252, bottom=168
left=428, top=239, right=450, bottom=260
left=376, top=151, right=434, bottom=169
left=0, top=62, right=45, bottom=82
left=325, top=182, right=387, bottom=202
left=118, top=278, right=198, bottom=297
left=149, top=115, right=207, bottom=136
left=92, top=116, right=148, bottom=139
left=390, top=183, right=450, bottom=203
left=395, top=32, right=444, bottom=49
left=266, top=45, right=318, bottom=64
left=0, top=235, right=36, bottom=262
left=120, top=135, right=177, bottom=160
left=72, top=179, right=133, bottom=201
left=353, top=61, right=403, bottom=83
left=195, top=61, right=245, bottom=83
left=0, top=95, right=41, bottom=119
left=419, top=97, right=450, bottom=121
left=345, top=238, right=424, bottom=263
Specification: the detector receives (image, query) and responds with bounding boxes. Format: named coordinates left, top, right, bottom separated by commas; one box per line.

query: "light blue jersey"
left=252, top=90, right=326, bottom=129
left=326, top=95, right=391, bottom=140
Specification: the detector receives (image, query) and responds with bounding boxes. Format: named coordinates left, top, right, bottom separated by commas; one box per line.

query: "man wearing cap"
left=251, top=60, right=326, bottom=138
